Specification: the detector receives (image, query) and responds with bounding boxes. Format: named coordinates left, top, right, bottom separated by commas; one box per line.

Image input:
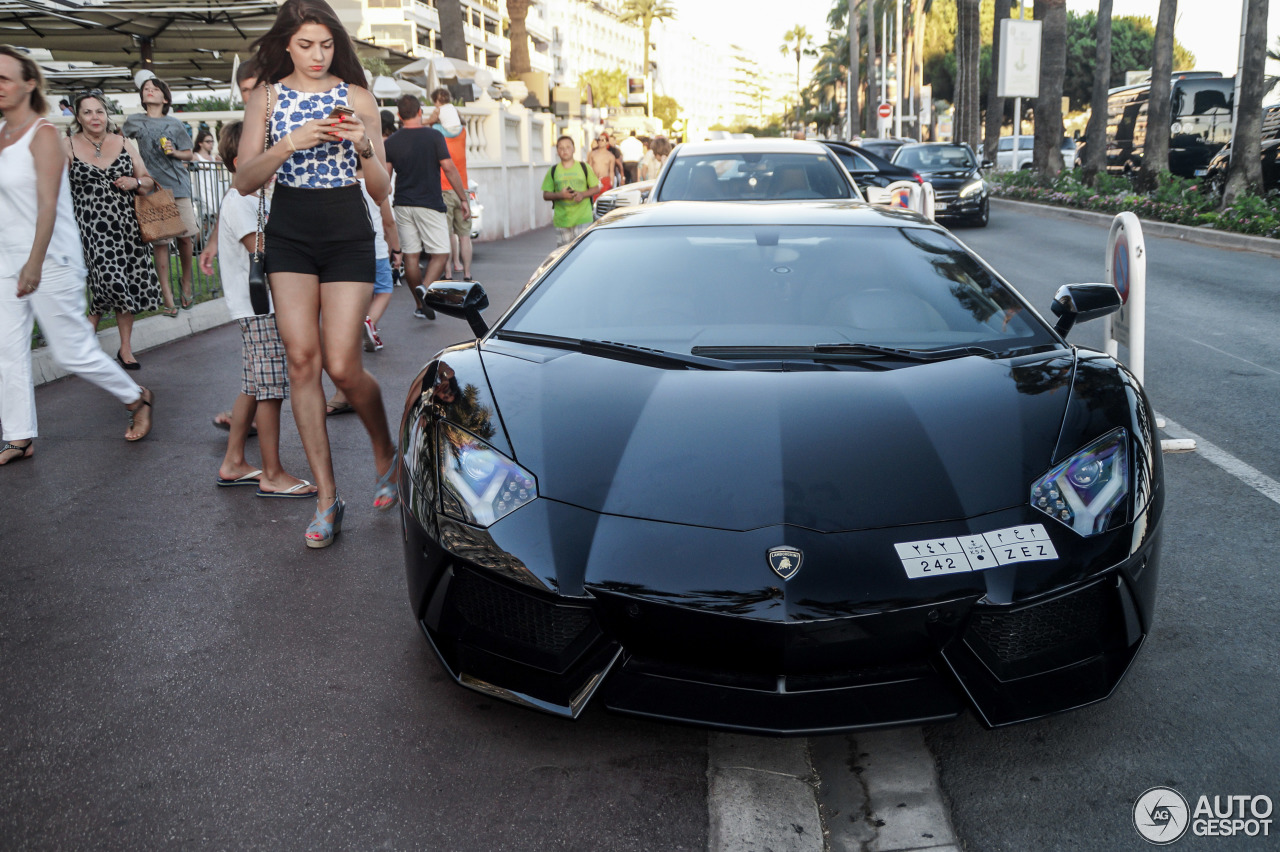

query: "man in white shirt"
left=619, top=131, right=644, bottom=184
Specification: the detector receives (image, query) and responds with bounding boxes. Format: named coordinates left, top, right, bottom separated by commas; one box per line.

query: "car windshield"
left=656, top=152, right=852, bottom=201
left=893, top=145, right=977, bottom=172
left=501, top=225, right=1055, bottom=356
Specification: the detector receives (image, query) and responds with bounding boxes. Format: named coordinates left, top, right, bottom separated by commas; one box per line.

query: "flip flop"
left=216, top=469, right=263, bottom=487
left=212, top=413, right=258, bottom=437
left=161, top=306, right=180, bottom=318
left=257, top=480, right=317, bottom=499
left=326, top=401, right=354, bottom=416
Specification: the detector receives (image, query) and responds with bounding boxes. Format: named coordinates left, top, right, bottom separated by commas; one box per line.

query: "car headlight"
left=1030, top=428, right=1128, bottom=536
left=439, top=424, right=537, bottom=527
left=959, top=179, right=985, bottom=198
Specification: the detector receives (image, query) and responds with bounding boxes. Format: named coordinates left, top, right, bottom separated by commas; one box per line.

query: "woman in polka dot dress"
left=64, top=90, right=163, bottom=369
left=236, top=0, right=395, bottom=549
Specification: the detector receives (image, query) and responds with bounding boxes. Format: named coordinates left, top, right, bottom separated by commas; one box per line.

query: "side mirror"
left=981, top=160, right=995, bottom=169
left=1050, top=283, right=1122, bottom=337
left=423, top=280, right=490, bottom=338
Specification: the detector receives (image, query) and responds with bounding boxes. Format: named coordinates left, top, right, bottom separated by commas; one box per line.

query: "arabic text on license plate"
left=894, top=524, right=1058, bottom=579
left=935, top=202, right=948, bottom=212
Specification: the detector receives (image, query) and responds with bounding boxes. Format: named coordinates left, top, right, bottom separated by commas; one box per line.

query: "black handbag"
left=248, top=82, right=271, bottom=316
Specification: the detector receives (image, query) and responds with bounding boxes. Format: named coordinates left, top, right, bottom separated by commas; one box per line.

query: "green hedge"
left=988, top=170, right=1280, bottom=240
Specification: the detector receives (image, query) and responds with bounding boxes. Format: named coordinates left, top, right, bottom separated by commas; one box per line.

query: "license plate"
left=1194, top=168, right=1207, bottom=176
left=895, top=524, right=1058, bottom=579
left=934, top=202, right=948, bottom=212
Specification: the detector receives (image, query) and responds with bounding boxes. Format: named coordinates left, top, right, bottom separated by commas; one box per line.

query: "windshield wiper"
left=494, top=330, right=730, bottom=370
left=691, top=343, right=996, bottom=362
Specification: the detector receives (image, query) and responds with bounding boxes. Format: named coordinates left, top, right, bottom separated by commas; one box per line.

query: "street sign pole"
left=1000, top=4, right=1038, bottom=169
left=1104, top=212, right=1146, bottom=384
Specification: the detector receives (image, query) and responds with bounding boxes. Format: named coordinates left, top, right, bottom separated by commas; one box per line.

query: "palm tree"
left=864, top=0, right=877, bottom=132
left=1139, top=0, right=1177, bottom=188
left=1082, top=0, right=1114, bottom=184
left=983, top=0, right=1013, bottom=166
left=1032, top=0, right=1067, bottom=176
left=780, top=25, right=818, bottom=109
left=1223, top=0, right=1270, bottom=206
left=954, top=0, right=980, bottom=148
left=507, top=0, right=532, bottom=77
left=848, top=0, right=861, bottom=138
left=620, top=0, right=677, bottom=110
left=437, top=0, right=466, bottom=62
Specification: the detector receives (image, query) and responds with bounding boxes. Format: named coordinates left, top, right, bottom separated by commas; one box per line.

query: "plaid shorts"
left=239, top=315, right=289, bottom=400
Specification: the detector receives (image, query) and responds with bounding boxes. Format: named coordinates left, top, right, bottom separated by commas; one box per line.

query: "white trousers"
left=0, top=262, right=141, bottom=441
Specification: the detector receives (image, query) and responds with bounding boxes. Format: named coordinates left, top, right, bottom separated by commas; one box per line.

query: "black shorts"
left=264, top=183, right=376, bottom=283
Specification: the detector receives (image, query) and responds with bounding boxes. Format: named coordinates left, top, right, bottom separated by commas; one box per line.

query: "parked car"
left=990, top=135, right=1078, bottom=171
left=1202, top=137, right=1280, bottom=198
left=857, top=136, right=914, bottom=161
left=466, top=178, right=483, bottom=239
left=404, top=200, right=1164, bottom=733
left=649, top=139, right=863, bottom=203
left=820, top=139, right=924, bottom=204
left=594, top=179, right=655, bottom=219
left=892, top=142, right=990, bottom=226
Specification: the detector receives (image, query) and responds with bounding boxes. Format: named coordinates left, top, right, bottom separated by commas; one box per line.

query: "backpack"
left=546, top=161, right=592, bottom=207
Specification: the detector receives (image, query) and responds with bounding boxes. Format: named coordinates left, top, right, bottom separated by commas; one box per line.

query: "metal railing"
left=188, top=160, right=232, bottom=299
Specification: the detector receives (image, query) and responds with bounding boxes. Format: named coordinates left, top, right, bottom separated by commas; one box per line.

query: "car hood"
left=480, top=345, right=1075, bottom=533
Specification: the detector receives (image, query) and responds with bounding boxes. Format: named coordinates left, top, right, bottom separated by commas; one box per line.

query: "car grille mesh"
left=968, top=583, right=1108, bottom=663
left=452, top=571, right=593, bottom=654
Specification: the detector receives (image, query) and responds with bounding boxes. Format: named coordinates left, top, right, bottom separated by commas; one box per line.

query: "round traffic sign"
left=877, top=102, right=893, bottom=119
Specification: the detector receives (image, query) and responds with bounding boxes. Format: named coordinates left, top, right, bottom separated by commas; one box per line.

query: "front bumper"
left=402, top=498, right=1161, bottom=734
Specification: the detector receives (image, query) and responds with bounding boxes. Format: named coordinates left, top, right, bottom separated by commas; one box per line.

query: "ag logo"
left=1133, top=786, right=1190, bottom=845
left=767, top=547, right=802, bottom=580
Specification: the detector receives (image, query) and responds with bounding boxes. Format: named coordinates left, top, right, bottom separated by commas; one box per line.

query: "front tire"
left=970, top=197, right=990, bottom=227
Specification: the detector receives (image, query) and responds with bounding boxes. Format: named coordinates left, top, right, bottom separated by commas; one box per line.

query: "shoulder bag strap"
left=256, top=82, right=272, bottom=255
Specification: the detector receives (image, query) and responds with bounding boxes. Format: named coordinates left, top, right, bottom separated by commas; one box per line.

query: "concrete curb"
left=707, top=734, right=823, bottom=852
left=992, top=197, right=1280, bottom=259
left=707, top=729, right=959, bottom=852
left=33, top=298, right=230, bottom=386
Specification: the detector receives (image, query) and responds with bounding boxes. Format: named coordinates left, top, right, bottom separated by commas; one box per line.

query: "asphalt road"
left=0, top=230, right=708, bottom=851
left=922, top=205, right=1280, bottom=851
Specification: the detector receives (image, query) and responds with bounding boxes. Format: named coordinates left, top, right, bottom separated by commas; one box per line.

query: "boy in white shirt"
left=212, top=121, right=316, bottom=499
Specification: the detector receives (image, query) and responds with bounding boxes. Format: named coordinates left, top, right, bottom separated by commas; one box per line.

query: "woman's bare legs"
left=153, top=242, right=178, bottom=312
left=269, top=272, right=334, bottom=509
left=320, top=280, right=395, bottom=484
left=116, top=312, right=137, bottom=362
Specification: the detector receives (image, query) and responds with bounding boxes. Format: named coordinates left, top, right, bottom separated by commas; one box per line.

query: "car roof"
left=592, top=199, right=934, bottom=230
left=671, top=138, right=836, bottom=157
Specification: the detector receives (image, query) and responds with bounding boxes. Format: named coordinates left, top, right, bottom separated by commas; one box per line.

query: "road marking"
left=1181, top=337, right=1280, bottom=378
left=1159, top=414, right=1280, bottom=507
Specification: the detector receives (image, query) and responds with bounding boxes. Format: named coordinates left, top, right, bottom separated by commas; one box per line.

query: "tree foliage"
left=578, top=68, right=627, bottom=107
left=1063, top=12, right=1196, bottom=111
left=652, top=94, right=680, bottom=129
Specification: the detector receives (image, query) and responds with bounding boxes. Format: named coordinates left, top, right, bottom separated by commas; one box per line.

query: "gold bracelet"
left=285, top=133, right=297, bottom=154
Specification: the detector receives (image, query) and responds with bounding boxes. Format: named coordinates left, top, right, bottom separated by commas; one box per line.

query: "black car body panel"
left=399, top=203, right=1164, bottom=734
left=820, top=140, right=922, bottom=195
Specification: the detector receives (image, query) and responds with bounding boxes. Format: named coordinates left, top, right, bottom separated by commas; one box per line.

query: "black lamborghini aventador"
left=397, top=201, right=1163, bottom=735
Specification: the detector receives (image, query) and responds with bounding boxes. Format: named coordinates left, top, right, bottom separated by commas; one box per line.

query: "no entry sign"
left=877, top=102, right=893, bottom=119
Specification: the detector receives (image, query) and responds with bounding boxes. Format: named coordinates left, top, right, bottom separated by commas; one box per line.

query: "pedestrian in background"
left=588, top=131, right=620, bottom=192
left=211, top=120, right=315, bottom=498
left=63, top=89, right=163, bottom=371
left=541, top=135, right=601, bottom=247
left=235, top=0, right=397, bottom=548
left=193, top=129, right=219, bottom=163
left=123, top=71, right=199, bottom=313
left=0, top=46, right=154, bottom=467
left=433, top=91, right=473, bottom=280
left=639, top=135, right=667, bottom=181
left=384, top=93, right=469, bottom=320
left=619, top=130, right=643, bottom=184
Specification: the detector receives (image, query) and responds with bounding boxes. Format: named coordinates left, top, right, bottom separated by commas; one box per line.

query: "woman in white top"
left=193, top=129, right=220, bottom=163
left=0, top=46, right=154, bottom=466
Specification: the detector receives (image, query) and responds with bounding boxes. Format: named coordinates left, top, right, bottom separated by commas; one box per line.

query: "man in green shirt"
left=542, top=136, right=602, bottom=246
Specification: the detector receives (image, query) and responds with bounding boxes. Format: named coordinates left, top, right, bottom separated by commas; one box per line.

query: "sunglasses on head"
left=74, top=88, right=105, bottom=104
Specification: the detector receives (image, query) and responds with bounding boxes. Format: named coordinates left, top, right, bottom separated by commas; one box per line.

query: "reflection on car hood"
left=482, top=346, right=1074, bottom=532
left=922, top=170, right=978, bottom=183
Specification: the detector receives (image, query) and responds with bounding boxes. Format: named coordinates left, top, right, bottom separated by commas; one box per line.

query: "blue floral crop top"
left=272, top=82, right=359, bottom=189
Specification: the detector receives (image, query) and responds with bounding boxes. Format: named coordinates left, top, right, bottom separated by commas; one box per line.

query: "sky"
left=673, top=0, right=1280, bottom=86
